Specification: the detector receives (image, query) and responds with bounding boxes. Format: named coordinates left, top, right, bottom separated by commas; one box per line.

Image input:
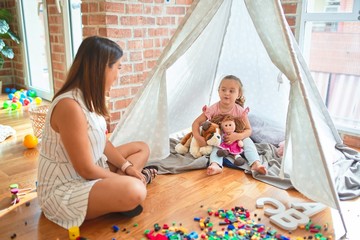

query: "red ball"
left=23, top=98, right=30, bottom=106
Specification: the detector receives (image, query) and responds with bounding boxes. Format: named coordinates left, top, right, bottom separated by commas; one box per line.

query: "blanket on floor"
left=147, top=139, right=360, bottom=200
left=148, top=138, right=293, bottom=190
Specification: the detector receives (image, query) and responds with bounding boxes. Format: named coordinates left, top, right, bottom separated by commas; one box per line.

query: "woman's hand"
left=125, top=167, right=146, bottom=185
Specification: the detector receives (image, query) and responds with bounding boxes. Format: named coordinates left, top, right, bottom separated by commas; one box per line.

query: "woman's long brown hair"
left=53, top=36, right=123, bottom=117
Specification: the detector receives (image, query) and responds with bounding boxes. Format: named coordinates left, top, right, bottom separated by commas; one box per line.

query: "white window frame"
left=298, top=0, right=360, bottom=136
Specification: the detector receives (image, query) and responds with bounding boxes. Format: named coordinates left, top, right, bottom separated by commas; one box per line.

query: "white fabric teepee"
left=110, top=0, right=346, bottom=235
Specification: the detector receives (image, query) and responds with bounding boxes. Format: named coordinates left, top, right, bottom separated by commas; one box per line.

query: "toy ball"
left=5, top=87, right=11, bottom=93
left=11, top=102, right=18, bottom=110
left=8, top=93, right=14, bottom=100
left=11, top=88, right=16, bottom=93
left=34, top=97, right=42, bottom=105
left=12, top=96, right=19, bottom=103
left=23, top=98, right=30, bottom=106
left=16, top=101, right=22, bottom=109
left=23, top=134, right=38, bottom=149
left=3, top=101, right=10, bottom=109
left=28, top=90, right=37, bottom=98
left=14, top=91, right=21, bottom=98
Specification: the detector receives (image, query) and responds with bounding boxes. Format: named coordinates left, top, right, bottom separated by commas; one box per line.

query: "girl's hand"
left=196, top=137, right=207, bottom=147
left=125, top=167, right=146, bottom=185
left=223, top=132, right=239, bottom=144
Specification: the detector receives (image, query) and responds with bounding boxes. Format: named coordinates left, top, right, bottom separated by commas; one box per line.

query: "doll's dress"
left=219, top=134, right=243, bottom=155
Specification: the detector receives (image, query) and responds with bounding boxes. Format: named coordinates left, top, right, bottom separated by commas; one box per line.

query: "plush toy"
left=212, top=114, right=247, bottom=166
left=175, top=121, right=221, bottom=159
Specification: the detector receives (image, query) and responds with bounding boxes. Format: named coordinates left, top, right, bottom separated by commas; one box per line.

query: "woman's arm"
left=103, top=140, right=127, bottom=169
left=51, top=98, right=118, bottom=180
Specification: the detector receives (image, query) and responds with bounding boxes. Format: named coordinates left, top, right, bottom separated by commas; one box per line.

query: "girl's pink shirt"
left=204, top=102, right=246, bottom=120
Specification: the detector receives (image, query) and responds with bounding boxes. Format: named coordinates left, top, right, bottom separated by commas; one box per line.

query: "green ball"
left=3, top=101, right=10, bottom=109
left=11, top=102, right=18, bottom=110
left=29, top=90, right=37, bottom=98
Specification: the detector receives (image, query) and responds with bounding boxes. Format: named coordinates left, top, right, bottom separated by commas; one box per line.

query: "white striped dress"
left=37, top=89, right=109, bottom=229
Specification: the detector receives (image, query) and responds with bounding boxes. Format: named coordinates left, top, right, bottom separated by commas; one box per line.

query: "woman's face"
left=105, top=58, right=122, bottom=91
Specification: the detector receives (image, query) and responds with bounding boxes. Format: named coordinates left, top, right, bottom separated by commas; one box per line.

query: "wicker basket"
left=29, top=105, right=49, bottom=139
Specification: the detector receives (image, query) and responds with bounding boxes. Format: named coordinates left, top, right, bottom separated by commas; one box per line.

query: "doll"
left=215, top=114, right=246, bottom=166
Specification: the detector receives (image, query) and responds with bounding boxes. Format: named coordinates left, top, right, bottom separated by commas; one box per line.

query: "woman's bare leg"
left=86, top=175, right=146, bottom=219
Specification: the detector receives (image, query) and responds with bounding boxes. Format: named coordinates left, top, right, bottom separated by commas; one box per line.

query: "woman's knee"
left=138, top=141, right=150, bottom=157
left=124, top=178, right=147, bottom=204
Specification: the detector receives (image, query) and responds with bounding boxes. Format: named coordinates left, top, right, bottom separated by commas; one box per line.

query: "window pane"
left=307, top=0, right=354, bottom=13
left=305, top=21, right=360, bottom=133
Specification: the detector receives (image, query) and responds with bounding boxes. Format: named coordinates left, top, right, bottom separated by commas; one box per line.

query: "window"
left=299, top=0, right=360, bottom=136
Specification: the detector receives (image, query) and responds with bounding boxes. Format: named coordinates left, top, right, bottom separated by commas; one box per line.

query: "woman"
left=37, top=36, right=156, bottom=229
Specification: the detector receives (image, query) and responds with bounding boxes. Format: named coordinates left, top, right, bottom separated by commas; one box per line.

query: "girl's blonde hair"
left=219, top=75, right=245, bottom=107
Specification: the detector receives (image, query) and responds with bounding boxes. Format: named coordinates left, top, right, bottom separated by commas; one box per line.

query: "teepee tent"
left=110, top=0, right=346, bottom=235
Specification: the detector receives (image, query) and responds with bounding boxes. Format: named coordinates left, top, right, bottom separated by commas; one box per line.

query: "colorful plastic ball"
left=3, top=101, right=10, bottom=109
left=34, top=97, right=42, bottom=105
left=14, top=91, right=21, bottom=98
left=8, top=93, right=14, bottom=100
left=11, top=88, right=16, bottom=93
left=16, top=102, right=22, bottom=109
left=23, top=134, right=38, bottom=149
left=23, top=98, right=30, bottom=106
left=5, top=87, right=11, bottom=93
left=28, top=90, right=37, bottom=98
left=12, top=96, right=19, bottom=103
left=11, top=102, right=18, bottom=110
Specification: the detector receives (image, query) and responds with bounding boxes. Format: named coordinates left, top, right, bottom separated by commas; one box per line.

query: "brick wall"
left=281, top=0, right=300, bottom=36
left=80, top=0, right=194, bottom=131
left=46, top=0, right=67, bottom=93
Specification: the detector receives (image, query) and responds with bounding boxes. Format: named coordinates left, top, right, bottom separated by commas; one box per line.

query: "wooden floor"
left=0, top=94, right=359, bottom=240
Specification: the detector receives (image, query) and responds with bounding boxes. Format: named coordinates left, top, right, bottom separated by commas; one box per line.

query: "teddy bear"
left=175, top=121, right=221, bottom=159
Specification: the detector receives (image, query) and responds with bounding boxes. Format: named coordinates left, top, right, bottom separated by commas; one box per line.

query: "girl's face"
left=221, top=120, right=236, bottom=134
left=218, top=79, right=241, bottom=105
left=105, top=58, right=122, bottom=91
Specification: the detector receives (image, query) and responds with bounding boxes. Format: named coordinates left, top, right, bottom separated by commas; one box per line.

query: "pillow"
left=248, top=114, right=285, bottom=146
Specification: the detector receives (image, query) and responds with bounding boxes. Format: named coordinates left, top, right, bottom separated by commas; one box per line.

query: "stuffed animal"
left=211, top=114, right=247, bottom=166
left=175, top=121, right=221, bottom=159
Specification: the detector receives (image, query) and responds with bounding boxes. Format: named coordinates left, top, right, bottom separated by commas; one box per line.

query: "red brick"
left=109, top=88, right=130, bottom=98
left=114, top=98, right=132, bottom=110
left=106, top=28, right=132, bottom=38
left=130, top=52, right=143, bottom=61
left=100, top=2, right=125, bottom=13
left=89, top=15, right=106, bottom=25
left=126, top=4, right=143, bottom=14
left=153, top=6, right=163, bottom=15
left=143, top=39, right=153, bottom=48
left=128, top=40, right=143, bottom=50
left=282, top=3, right=297, bottom=14
left=166, top=6, right=185, bottom=15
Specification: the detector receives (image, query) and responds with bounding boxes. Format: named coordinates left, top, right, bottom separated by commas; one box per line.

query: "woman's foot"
left=250, top=160, right=267, bottom=175
left=119, top=204, right=143, bottom=218
left=207, top=162, right=223, bottom=175
left=141, top=166, right=158, bottom=184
